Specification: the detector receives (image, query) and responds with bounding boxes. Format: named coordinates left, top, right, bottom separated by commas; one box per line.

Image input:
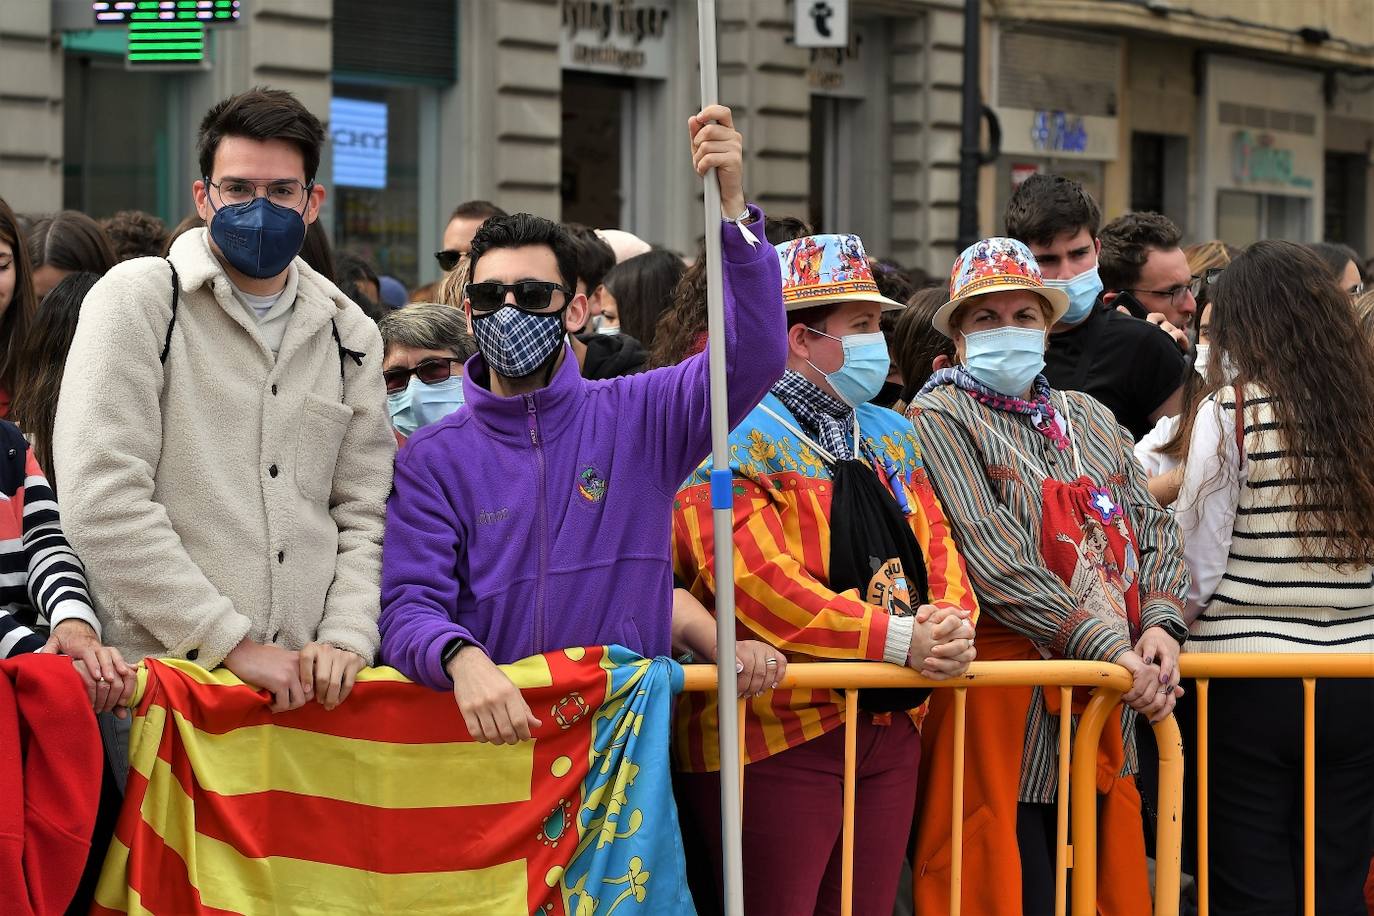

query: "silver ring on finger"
left=764, top=658, right=778, bottom=666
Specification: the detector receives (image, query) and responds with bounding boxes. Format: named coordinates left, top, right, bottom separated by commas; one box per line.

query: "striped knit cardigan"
left=0, top=420, right=99, bottom=657
left=1187, top=385, right=1374, bottom=653
left=910, top=383, right=1189, bottom=802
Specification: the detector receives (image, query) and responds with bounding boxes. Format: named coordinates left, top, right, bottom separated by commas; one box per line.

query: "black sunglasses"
left=383, top=357, right=462, bottom=394
left=466, top=280, right=570, bottom=315
left=435, top=249, right=463, bottom=271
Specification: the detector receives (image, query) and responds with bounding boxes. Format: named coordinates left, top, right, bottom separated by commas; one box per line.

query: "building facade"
left=981, top=0, right=1374, bottom=255
left=2, top=0, right=968, bottom=290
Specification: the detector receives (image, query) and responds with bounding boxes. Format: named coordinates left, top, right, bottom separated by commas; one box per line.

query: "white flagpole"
left=696, top=1, right=745, bottom=914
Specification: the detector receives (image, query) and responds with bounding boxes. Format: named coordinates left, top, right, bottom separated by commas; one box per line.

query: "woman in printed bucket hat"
left=905, top=238, right=1191, bottom=915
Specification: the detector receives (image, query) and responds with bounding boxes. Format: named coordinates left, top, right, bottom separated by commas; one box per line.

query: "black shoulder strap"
left=160, top=258, right=180, bottom=365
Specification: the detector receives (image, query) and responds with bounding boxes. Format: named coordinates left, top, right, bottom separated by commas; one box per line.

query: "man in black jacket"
left=564, top=224, right=647, bottom=378
left=1005, top=175, right=1184, bottom=441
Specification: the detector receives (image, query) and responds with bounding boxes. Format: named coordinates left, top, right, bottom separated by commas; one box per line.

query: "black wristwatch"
left=440, top=637, right=466, bottom=670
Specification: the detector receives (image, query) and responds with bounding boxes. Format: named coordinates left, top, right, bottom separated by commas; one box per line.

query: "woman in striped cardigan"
left=1175, top=240, right=1374, bottom=915
left=907, top=238, right=1190, bottom=916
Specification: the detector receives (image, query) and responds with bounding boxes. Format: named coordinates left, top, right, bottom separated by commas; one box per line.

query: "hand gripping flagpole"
left=696, top=2, right=745, bottom=914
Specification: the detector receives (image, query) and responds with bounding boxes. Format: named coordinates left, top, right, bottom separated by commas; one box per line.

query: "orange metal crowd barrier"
left=1177, top=653, right=1374, bottom=916
left=681, top=660, right=1185, bottom=916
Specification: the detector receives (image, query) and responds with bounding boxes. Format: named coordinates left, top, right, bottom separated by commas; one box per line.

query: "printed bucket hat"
left=775, top=234, right=905, bottom=312
left=933, top=236, right=1069, bottom=337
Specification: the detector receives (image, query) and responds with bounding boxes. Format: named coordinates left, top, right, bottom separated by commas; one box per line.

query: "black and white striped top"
left=0, top=420, right=99, bottom=658
left=1180, top=385, right=1374, bottom=653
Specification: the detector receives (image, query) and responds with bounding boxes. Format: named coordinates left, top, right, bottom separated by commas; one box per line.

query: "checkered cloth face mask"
left=471, top=306, right=567, bottom=378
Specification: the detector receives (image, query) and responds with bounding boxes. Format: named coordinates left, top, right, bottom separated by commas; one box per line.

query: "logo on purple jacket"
left=577, top=466, right=607, bottom=504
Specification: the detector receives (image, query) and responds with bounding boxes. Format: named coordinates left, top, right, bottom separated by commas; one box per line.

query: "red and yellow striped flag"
left=92, top=648, right=693, bottom=915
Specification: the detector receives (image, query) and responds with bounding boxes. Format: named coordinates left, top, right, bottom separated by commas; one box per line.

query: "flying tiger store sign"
left=561, top=0, right=673, bottom=80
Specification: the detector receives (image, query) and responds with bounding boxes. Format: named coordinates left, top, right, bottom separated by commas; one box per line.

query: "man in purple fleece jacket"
left=380, top=105, right=786, bottom=744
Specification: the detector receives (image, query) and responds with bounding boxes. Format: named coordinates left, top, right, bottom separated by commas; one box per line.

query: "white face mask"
left=1192, top=343, right=1210, bottom=378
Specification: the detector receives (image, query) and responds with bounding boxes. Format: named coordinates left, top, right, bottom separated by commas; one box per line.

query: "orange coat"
left=912, top=616, right=1151, bottom=915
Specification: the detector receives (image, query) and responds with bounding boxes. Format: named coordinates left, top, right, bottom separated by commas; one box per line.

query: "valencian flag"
left=92, top=647, right=695, bottom=915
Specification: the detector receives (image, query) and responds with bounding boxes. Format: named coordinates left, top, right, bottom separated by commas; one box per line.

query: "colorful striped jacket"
left=0, top=420, right=99, bottom=657
left=671, top=394, right=977, bottom=772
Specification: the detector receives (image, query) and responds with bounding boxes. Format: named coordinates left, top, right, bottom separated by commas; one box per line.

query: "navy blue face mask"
left=206, top=191, right=310, bottom=280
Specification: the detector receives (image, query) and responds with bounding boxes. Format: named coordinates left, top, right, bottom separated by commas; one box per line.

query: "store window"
left=62, top=50, right=184, bottom=222
left=1130, top=132, right=1188, bottom=228
left=330, top=85, right=423, bottom=288
left=331, top=0, right=455, bottom=290
left=560, top=72, right=632, bottom=229
left=1216, top=190, right=1310, bottom=247
left=1325, top=152, right=1369, bottom=254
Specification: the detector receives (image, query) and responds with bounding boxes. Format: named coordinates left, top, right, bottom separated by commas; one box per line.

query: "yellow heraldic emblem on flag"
left=92, top=647, right=695, bottom=915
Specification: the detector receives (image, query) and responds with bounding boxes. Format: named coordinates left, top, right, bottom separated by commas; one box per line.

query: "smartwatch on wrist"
left=440, top=637, right=466, bottom=671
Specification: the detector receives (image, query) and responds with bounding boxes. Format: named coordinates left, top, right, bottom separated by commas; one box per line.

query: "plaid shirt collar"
left=770, top=370, right=855, bottom=460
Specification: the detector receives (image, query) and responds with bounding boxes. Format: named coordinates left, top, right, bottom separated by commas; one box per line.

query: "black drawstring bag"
left=827, top=458, right=932, bottom=713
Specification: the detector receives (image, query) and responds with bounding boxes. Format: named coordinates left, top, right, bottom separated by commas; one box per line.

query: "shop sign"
left=795, top=0, right=849, bottom=49
left=1230, top=130, right=1314, bottom=190
left=807, top=24, right=865, bottom=98
left=560, top=0, right=672, bottom=80
left=331, top=97, right=388, bottom=190
left=1011, top=163, right=1042, bottom=190
left=1031, top=111, right=1088, bottom=155
left=993, top=107, right=1117, bottom=161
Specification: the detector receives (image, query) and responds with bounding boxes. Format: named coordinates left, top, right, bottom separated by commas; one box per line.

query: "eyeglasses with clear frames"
left=205, top=177, right=312, bottom=210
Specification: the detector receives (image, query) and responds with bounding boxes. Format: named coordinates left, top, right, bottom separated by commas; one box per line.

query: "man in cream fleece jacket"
left=53, top=88, right=395, bottom=721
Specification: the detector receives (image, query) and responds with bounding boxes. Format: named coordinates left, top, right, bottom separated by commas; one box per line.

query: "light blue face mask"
left=807, top=329, right=890, bottom=407
left=963, top=326, right=1047, bottom=397
left=1043, top=265, right=1103, bottom=326
left=387, top=374, right=465, bottom=437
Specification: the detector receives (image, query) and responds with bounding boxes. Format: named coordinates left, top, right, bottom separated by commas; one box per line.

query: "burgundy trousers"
left=676, top=714, right=920, bottom=916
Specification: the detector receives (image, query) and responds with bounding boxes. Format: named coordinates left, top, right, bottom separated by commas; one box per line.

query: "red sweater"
left=0, top=654, right=101, bottom=915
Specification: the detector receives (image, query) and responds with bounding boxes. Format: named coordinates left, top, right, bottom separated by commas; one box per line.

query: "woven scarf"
left=920, top=366, right=1070, bottom=451
left=770, top=370, right=854, bottom=460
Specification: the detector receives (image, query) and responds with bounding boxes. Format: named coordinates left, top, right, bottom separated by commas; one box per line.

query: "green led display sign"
left=127, top=20, right=206, bottom=63
left=93, top=1, right=240, bottom=24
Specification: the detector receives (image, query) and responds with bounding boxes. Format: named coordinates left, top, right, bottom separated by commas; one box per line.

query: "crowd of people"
left=2, top=85, right=1372, bottom=916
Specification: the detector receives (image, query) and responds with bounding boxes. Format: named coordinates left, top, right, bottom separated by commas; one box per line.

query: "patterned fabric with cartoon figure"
left=671, top=393, right=978, bottom=773
left=1040, top=478, right=1142, bottom=650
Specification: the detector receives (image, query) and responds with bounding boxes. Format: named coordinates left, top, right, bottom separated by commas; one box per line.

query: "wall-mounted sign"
left=94, top=0, right=240, bottom=25
left=794, top=0, right=848, bottom=49
left=125, top=19, right=205, bottom=65
left=1031, top=111, right=1088, bottom=155
left=807, top=24, right=864, bottom=98
left=1231, top=131, right=1314, bottom=190
left=331, top=97, right=388, bottom=190
left=1011, top=163, right=1042, bottom=190
left=993, top=107, right=1118, bottom=161
left=560, top=0, right=672, bottom=79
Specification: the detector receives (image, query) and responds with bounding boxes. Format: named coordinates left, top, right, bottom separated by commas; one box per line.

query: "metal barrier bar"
left=841, top=690, right=859, bottom=916
left=1055, top=685, right=1072, bottom=916
left=1196, top=677, right=1211, bottom=916
left=1152, top=707, right=1185, bottom=916
left=1178, top=654, right=1374, bottom=916
left=1302, top=678, right=1316, bottom=916
left=680, top=661, right=1185, bottom=915
left=1068, top=689, right=1121, bottom=913
left=950, top=687, right=968, bottom=916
